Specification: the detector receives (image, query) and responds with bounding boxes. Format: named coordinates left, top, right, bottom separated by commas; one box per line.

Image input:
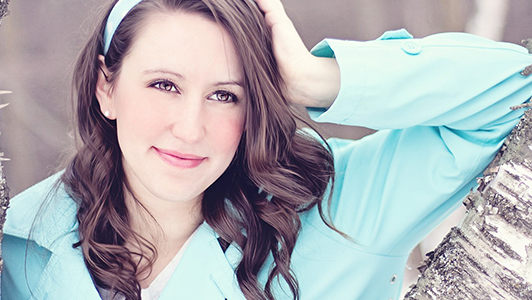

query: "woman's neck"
left=125, top=188, right=203, bottom=241
left=124, top=190, right=204, bottom=288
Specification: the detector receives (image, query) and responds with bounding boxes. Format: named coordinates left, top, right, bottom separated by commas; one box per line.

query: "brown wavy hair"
left=63, top=0, right=335, bottom=299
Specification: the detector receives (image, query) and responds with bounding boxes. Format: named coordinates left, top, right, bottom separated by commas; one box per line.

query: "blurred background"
left=0, top=0, right=531, bottom=297
left=3, top=0, right=532, bottom=197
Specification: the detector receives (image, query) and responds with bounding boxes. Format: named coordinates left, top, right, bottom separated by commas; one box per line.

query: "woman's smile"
left=153, top=147, right=206, bottom=169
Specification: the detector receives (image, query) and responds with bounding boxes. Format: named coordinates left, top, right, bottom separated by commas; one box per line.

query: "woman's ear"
left=95, top=55, right=116, bottom=120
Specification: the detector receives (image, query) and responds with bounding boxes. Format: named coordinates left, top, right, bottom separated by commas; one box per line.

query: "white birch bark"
left=0, top=0, right=8, bottom=26
left=0, top=91, right=10, bottom=298
left=0, top=147, right=8, bottom=297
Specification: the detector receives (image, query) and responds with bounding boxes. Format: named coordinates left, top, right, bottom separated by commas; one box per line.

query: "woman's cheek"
left=213, top=112, right=245, bottom=153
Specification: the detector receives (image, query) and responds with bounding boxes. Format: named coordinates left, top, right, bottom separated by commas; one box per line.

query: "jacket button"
left=390, top=274, right=397, bottom=284
left=401, top=41, right=421, bottom=55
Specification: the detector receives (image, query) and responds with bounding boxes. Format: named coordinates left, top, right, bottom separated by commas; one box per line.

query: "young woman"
left=2, top=0, right=532, bottom=299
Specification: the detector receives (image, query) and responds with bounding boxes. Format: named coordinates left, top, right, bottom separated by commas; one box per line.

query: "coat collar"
left=4, top=173, right=246, bottom=299
left=29, top=223, right=246, bottom=300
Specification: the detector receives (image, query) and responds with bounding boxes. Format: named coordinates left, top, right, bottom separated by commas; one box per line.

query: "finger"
left=254, top=0, right=283, bottom=15
left=254, top=0, right=303, bottom=50
left=254, top=0, right=290, bottom=27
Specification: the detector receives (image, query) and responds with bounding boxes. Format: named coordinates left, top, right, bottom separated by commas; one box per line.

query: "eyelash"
left=208, top=90, right=239, bottom=103
left=149, top=79, right=178, bottom=93
left=148, top=79, right=239, bottom=103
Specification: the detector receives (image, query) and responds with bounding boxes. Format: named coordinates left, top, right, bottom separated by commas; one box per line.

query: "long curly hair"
left=63, top=0, right=335, bottom=299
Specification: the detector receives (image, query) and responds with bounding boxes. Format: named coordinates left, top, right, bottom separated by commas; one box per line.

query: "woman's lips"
left=153, top=147, right=206, bottom=168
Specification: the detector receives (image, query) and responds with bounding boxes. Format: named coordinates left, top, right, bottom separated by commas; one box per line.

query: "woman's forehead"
left=125, top=11, right=244, bottom=82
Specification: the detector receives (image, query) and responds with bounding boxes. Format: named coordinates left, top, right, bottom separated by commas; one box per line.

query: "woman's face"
left=98, top=11, right=246, bottom=208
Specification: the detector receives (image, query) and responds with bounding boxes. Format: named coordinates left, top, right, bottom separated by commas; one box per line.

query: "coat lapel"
left=31, top=231, right=101, bottom=300
left=3, top=174, right=102, bottom=300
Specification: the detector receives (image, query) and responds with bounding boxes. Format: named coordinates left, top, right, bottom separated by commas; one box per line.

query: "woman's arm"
left=310, top=34, right=532, bottom=252
left=255, top=0, right=532, bottom=130
left=308, top=32, right=532, bottom=130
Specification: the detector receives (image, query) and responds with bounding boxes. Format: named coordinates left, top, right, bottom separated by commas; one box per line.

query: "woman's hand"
left=254, top=0, right=340, bottom=108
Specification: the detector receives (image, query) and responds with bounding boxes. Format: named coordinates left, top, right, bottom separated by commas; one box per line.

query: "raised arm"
left=310, top=33, right=532, bottom=254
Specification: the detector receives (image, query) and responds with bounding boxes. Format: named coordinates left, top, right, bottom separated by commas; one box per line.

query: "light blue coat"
left=3, top=30, right=532, bottom=300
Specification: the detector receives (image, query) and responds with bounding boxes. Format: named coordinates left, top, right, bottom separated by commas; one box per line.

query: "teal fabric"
left=1, top=236, right=51, bottom=300
left=3, top=30, right=532, bottom=299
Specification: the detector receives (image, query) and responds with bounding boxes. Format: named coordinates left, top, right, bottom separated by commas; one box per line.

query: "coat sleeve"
left=306, top=29, right=532, bottom=256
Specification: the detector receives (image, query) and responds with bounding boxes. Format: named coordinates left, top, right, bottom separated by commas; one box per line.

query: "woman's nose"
left=170, top=97, right=206, bottom=143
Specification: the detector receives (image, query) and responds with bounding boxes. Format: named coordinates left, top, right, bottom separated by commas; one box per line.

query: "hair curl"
left=63, top=0, right=335, bottom=299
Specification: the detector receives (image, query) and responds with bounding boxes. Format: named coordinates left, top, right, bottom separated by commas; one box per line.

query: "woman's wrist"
left=289, top=56, right=340, bottom=108
left=310, top=56, right=341, bottom=108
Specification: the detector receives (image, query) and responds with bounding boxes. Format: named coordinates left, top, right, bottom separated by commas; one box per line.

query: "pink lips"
left=154, top=147, right=206, bottom=168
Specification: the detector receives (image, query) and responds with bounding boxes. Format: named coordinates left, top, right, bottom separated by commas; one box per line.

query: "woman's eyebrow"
left=142, top=69, right=184, bottom=79
left=143, top=69, right=243, bottom=87
left=214, top=80, right=243, bottom=87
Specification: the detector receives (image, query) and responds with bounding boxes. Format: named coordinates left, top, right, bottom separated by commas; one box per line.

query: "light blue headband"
left=103, top=0, right=143, bottom=55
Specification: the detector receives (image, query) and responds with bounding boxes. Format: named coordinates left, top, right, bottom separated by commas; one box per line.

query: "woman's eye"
left=150, top=80, right=178, bottom=93
left=209, top=91, right=238, bottom=103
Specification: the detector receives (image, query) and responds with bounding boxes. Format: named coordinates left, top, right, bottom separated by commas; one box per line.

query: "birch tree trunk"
left=404, top=43, right=532, bottom=299
left=0, top=1, right=10, bottom=294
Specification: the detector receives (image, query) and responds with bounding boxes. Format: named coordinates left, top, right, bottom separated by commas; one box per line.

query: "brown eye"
left=209, top=91, right=237, bottom=103
left=217, top=93, right=230, bottom=102
left=150, top=80, right=178, bottom=93
left=161, top=83, right=172, bottom=91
